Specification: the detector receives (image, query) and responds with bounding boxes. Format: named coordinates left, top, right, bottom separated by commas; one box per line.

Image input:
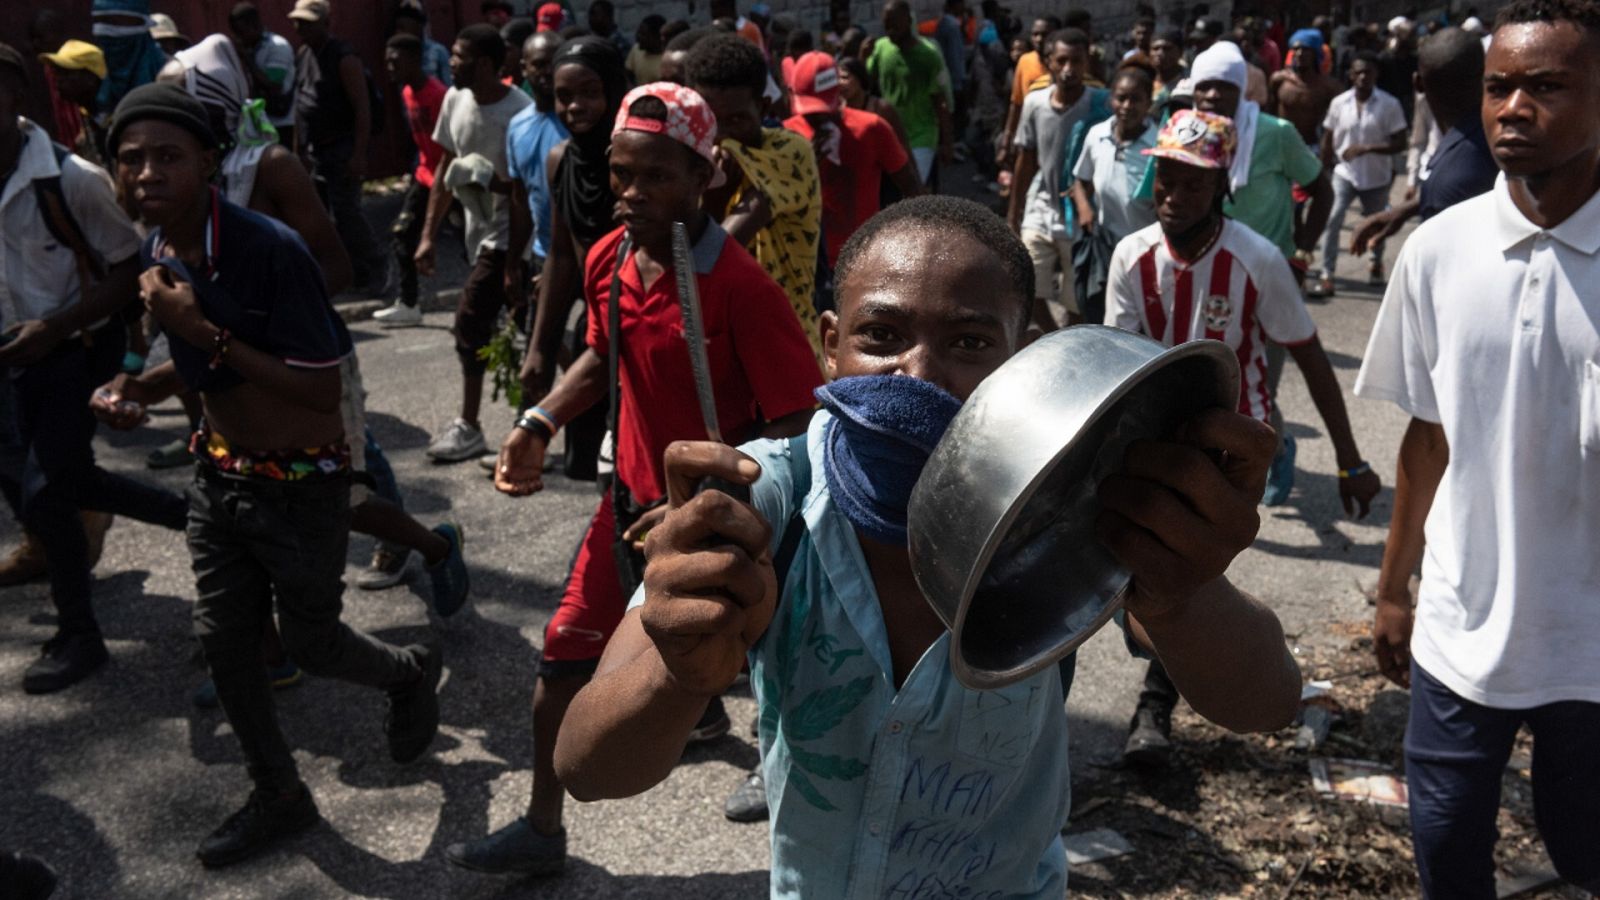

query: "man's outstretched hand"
left=1097, top=408, right=1277, bottom=625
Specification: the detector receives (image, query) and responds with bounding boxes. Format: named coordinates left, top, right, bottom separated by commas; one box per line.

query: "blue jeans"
left=1320, top=173, right=1390, bottom=278
left=0, top=333, right=188, bottom=637
left=363, top=427, right=402, bottom=508
left=1406, top=661, right=1600, bottom=898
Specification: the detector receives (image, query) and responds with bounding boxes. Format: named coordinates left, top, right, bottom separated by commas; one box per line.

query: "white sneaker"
left=373, top=302, right=423, bottom=328
left=427, top=419, right=488, bottom=462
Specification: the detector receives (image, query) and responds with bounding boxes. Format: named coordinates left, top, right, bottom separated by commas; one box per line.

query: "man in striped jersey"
left=1105, top=109, right=1380, bottom=767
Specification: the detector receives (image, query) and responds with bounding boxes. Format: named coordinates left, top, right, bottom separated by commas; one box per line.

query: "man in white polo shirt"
left=1308, top=51, right=1408, bottom=297
left=1354, top=2, right=1600, bottom=895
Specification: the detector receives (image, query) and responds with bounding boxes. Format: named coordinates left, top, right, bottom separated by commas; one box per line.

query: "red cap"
left=536, top=2, right=564, bottom=31
left=786, top=51, right=841, bottom=116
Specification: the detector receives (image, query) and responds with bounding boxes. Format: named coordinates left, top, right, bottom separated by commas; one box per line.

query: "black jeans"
left=188, top=467, right=420, bottom=792
left=309, top=138, right=385, bottom=288
left=0, top=330, right=188, bottom=638
left=391, top=178, right=431, bottom=307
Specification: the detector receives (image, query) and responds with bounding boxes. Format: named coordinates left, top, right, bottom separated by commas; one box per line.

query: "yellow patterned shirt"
left=720, top=128, right=824, bottom=372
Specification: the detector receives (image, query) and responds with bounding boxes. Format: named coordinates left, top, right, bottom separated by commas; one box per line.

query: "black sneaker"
left=23, top=633, right=109, bottom=694
left=723, top=771, right=769, bottom=823
left=1123, top=704, right=1174, bottom=769
left=386, top=644, right=442, bottom=763
left=444, top=817, right=566, bottom=876
left=687, top=695, right=731, bottom=744
left=0, top=850, right=58, bottom=900
left=196, top=787, right=320, bottom=868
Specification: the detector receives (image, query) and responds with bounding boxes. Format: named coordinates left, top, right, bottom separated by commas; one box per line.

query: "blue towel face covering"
left=814, top=375, right=963, bottom=546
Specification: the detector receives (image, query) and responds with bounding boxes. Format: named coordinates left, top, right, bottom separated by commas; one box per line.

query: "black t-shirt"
left=141, top=191, right=351, bottom=394
left=296, top=37, right=358, bottom=147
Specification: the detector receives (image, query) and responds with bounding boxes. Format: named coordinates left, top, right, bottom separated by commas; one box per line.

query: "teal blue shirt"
left=737, top=414, right=1072, bottom=899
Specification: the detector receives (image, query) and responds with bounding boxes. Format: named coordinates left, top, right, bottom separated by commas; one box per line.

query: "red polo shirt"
left=784, top=107, right=909, bottom=265
left=402, top=77, right=448, bottom=187
left=585, top=220, right=823, bottom=504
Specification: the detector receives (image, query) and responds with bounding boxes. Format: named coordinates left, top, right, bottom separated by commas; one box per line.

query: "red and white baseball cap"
left=612, top=82, right=727, bottom=188
left=786, top=51, right=841, bottom=116
left=535, top=2, right=564, bottom=32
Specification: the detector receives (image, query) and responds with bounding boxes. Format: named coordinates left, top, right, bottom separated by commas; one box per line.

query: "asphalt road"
left=0, top=179, right=1413, bottom=899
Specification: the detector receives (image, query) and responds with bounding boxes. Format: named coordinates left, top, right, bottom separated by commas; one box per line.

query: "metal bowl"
left=908, top=326, right=1240, bottom=690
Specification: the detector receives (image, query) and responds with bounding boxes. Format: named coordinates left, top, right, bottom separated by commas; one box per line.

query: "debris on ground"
left=1309, top=757, right=1408, bottom=807
left=1064, top=828, right=1136, bottom=865
left=1063, top=619, right=1586, bottom=898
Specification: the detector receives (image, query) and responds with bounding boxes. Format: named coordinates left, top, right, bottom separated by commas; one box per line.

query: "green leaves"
left=785, top=767, right=838, bottom=812
left=790, top=745, right=868, bottom=781
left=787, top=676, right=875, bottom=742
left=476, top=322, right=524, bottom=410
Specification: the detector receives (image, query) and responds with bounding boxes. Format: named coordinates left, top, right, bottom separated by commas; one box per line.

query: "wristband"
left=515, top=405, right=559, bottom=442
left=1338, top=462, right=1371, bottom=479
left=207, top=327, right=232, bottom=370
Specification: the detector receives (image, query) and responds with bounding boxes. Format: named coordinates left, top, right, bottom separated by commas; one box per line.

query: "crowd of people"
left=1, top=0, right=1597, bottom=897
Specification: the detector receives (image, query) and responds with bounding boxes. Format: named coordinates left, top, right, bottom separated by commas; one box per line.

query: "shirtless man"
left=1268, top=29, right=1340, bottom=148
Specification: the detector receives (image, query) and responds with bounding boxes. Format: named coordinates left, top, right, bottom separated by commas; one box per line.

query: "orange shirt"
left=1010, top=50, right=1047, bottom=105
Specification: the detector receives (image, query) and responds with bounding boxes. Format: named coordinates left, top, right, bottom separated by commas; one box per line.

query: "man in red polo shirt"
left=447, top=82, right=821, bottom=877
left=782, top=51, right=923, bottom=274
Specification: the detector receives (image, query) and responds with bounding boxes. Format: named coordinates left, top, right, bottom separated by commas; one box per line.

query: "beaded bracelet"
left=1338, top=462, right=1371, bottom=479
left=207, top=327, right=232, bottom=371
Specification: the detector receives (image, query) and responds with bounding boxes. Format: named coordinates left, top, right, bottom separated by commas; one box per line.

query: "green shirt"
left=1224, top=113, right=1323, bottom=259
left=866, top=36, right=951, bottom=150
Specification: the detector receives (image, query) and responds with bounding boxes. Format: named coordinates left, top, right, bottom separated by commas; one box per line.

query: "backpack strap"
left=34, top=142, right=108, bottom=282
left=772, top=432, right=812, bottom=590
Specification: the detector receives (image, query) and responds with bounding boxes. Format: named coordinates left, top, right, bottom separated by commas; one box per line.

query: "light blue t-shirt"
left=504, top=104, right=569, bottom=261
left=638, top=413, right=1071, bottom=899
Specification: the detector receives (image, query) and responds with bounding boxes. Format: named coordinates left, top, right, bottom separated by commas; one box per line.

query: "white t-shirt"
left=0, top=120, right=141, bottom=328
left=1355, top=175, right=1600, bottom=708
left=1106, top=218, right=1316, bottom=422
left=1071, top=117, right=1158, bottom=242
left=1322, top=87, right=1407, bottom=191
left=432, top=86, right=532, bottom=256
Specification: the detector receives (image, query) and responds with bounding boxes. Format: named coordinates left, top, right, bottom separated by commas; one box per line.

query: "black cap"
left=0, top=42, right=28, bottom=86
left=108, top=82, right=219, bottom=155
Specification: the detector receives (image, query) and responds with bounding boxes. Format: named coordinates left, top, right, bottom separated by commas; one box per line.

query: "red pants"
left=541, top=493, right=627, bottom=671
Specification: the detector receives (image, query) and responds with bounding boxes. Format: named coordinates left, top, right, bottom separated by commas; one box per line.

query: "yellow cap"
left=39, top=40, right=108, bottom=80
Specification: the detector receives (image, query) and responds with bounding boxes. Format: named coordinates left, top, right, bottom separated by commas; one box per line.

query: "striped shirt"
left=1106, top=218, right=1316, bottom=421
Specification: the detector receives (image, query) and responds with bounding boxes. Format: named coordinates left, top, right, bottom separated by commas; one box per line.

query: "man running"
left=95, top=83, right=442, bottom=867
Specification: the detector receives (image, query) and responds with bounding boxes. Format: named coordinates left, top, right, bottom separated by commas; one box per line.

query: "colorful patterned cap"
left=1143, top=109, right=1237, bottom=171
left=612, top=82, right=727, bottom=188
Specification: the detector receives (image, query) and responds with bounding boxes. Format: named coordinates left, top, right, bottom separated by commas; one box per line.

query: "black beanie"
left=108, top=82, right=219, bottom=156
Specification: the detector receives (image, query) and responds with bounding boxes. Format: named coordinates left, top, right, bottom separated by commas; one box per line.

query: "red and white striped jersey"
left=1106, top=219, right=1317, bottom=422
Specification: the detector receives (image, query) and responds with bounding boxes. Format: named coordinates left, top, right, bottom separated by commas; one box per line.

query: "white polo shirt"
left=1355, top=174, right=1600, bottom=708
left=0, top=118, right=141, bottom=329
left=1321, top=87, right=1407, bottom=191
